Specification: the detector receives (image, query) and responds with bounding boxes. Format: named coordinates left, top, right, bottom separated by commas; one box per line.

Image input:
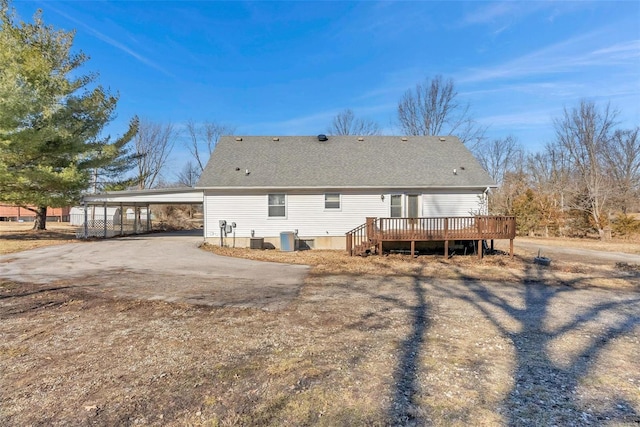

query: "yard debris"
left=534, top=249, right=552, bottom=266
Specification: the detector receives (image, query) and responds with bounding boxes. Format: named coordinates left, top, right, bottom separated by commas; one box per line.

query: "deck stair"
left=345, top=217, right=379, bottom=256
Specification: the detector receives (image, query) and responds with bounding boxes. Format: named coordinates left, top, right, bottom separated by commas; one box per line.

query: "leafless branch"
left=134, top=119, right=176, bottom=189
left=185, top=120, right=235, bottom=172
left=327, top=109, right=380, bottom=136
left=397, top=75, right=485, bottom=145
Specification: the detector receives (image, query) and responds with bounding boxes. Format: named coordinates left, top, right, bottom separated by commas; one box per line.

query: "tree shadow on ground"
left=0, top=231, right=76, bottom=241
left=434, top=264, right=640, bottom=426
left=332, top=267, right=432, bottom=425
left=388, top=274, right=429, bottom=425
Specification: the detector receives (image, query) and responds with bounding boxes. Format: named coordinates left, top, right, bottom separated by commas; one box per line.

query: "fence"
left=71, top=207, right=151, bottom=238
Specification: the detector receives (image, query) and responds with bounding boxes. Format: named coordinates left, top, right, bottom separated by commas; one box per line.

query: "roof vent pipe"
left=317, top=134, right=328, bottom=141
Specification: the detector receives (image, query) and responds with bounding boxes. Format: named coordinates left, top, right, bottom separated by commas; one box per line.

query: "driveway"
left=0, top=231, right=309, bottom=310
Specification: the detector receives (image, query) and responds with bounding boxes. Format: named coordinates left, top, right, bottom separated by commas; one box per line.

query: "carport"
left=78, top=187, right=204, bottom=238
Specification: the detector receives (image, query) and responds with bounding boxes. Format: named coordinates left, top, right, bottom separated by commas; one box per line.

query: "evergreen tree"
left=0, top=1, right=137, bottom=229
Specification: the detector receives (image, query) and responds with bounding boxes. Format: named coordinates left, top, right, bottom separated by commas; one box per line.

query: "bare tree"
left=602, top=127, right=640, bottom=213
left=554, top=100, right=618, bottom=239
left=134, top=119, right=176, bottom=189
left=176, top=161, right=200, bottom=187
left=474, top=135, right=523, bottom=185
left=327, top=109, right=381, bottom=136
left=186, top=120, right=235, bottom=172
left=397, top=75, right=485, bottom=146
left=526, top=142, right=573, bottom=207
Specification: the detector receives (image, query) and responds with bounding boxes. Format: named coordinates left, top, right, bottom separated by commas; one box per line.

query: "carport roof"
left=81, top=187, right=203, bottom=205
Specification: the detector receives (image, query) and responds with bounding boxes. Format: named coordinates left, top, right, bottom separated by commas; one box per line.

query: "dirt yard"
left=1, top=239, right=639, bottom=426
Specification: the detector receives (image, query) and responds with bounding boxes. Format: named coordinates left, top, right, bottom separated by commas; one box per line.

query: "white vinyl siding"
left=422, top=192, right=481, bottom=217
left=204, top=189, right=485, bottom=239
left=205, top=190, right=388, bottom=238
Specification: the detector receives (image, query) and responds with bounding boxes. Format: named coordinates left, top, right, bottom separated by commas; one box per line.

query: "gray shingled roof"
left=196, top=135, right=495, bottom=189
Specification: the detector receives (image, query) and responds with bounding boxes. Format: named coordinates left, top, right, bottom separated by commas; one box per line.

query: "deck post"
left=411, top=240, right=415, bottom=257
left=477, top=239, right=482, bottom=259
left=366, top=217, right=376, bottom=238
left=510, top=239, right=514, bottom=258
left=444, top=218, right=449, bottom=240
left=444, top=240, right=449, bottom=257
left=346, top=233, right=352, bottom=256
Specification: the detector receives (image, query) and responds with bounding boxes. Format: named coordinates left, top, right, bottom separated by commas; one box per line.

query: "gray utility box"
left=280, top=232, right=296, bottom=252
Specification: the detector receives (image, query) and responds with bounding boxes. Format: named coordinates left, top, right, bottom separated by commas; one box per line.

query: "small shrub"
left=612, top=213, right=640, bottom=238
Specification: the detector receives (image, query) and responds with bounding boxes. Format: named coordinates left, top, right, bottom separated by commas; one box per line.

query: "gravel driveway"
left=0, top=231, right=309, bottom=310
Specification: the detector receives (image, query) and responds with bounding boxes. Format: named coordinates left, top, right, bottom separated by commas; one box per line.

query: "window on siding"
left=390, top=194, right=402, bottom=218
left=324, top=193, right=340, bottom=210
left=268, top=193, right=286, bottom=217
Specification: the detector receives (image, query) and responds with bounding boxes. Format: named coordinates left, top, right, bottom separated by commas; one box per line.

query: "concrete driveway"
left=0, top=231, right=309, bottom=310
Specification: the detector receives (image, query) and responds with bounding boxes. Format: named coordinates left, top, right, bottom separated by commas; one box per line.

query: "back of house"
left=196, top=135, right=495, bottom=250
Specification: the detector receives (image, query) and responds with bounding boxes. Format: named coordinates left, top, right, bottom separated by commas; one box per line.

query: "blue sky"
left=12, top=1, right=640, bottom=180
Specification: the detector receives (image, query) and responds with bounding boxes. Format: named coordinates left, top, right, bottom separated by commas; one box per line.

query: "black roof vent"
left=317, top=134, right=328, bottom=141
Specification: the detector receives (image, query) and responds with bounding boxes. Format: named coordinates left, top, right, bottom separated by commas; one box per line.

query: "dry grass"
left=1, top=269, right=638, bottom=426
left=512, top=235, right=640, bottom=254
left=0, top=223, right=79, bottom=255
left=1, top=234, right=639, bottom=425
left=205, top=245, right=640, bottom=290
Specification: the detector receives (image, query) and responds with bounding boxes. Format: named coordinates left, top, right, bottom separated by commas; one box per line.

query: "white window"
left=268, top=193, right=286, bottom=217
left=390, top=194, right=402, bottom=218
left=324, top=193, right=340, bottom=210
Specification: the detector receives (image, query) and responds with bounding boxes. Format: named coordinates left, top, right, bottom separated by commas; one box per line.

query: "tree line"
left=1, top=1, right=638, bottom=238
left=477, top=102, right=639, bottom=240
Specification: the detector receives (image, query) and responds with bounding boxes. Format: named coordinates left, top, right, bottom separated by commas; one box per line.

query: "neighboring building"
left=196, top=135, right=496, bottom=249
left=0, top=205, right=70, bottom=222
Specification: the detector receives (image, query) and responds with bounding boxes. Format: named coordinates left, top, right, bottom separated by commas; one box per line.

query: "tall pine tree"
left=0, top=1, right=137, bottom=229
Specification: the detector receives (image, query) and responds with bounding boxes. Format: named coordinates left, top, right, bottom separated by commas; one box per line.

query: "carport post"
left=134, top=207, right=138, bottom=234
left=83, top=203, right=88, bottom=239
left=146, top=204, right=151, bottom=232
left=103, top=203, right=108, bottom=238
left=119, top=203, right=123, bottom=236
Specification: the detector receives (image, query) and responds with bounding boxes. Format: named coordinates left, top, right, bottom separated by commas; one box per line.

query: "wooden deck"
left=346, top=216, right=516, bottom=258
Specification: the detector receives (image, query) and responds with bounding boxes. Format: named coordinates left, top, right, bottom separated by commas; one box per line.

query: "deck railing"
left=377, top=215, right=516, bottom=240
left=346, top=215, right=516, bottom=256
